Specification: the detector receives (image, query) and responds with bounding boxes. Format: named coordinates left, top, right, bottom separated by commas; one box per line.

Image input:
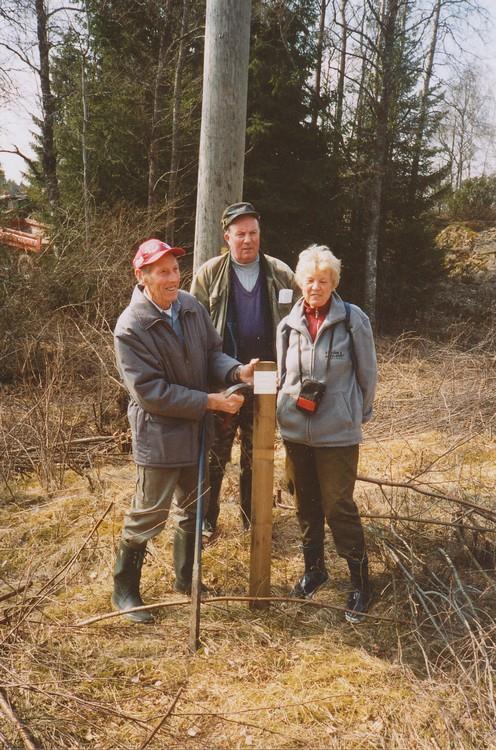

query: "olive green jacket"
left=190, top=251, right=300, bottom=343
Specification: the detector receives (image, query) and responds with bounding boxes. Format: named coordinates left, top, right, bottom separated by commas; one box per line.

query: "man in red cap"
left=112, top=238, right=256, bottom=623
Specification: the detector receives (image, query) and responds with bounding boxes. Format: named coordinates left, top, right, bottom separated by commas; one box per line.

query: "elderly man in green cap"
left=191, top=202, right=299, bottom=534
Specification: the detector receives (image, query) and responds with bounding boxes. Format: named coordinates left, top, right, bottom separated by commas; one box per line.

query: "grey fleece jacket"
left=276, top=293, right=377, bottom=447
left=114, top=286, right=239, bottom=467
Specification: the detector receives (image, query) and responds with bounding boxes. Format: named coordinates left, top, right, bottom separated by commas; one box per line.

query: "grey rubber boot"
left=111, top=540, right=154, bottom=624
left=345, top=557, right=371, bottom=624
left=290, top=545, right=329, bottom=598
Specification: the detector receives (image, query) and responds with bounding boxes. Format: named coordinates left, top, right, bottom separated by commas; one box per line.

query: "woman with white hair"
left=276, top=244, right=377, bottom=623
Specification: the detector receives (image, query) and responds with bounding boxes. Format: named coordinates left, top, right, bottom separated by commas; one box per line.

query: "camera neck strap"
left=298, top=323, right=336, bottom=383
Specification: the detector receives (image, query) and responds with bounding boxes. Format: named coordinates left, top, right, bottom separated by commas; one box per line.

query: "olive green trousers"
left=284, top=441, right=366, bottom=562
left=121, top=464, right=202, bottom=547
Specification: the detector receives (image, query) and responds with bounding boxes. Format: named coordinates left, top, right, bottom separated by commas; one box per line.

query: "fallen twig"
left=0, top=688, right=40, bottom=750
left=277, top=473, right=496, bottom=521
left=1, top=501, right=114, bottom=645
left=360, top=512, right=495, bottom=533
left=0, top=728, right=15, bottom=750
left=0, top=584, right=31, bottom=604
left=138, top=687, right=183, bottom=750
left=74, top=595, right=405, bottom=627
left=356, top=474, right=496, bottom=520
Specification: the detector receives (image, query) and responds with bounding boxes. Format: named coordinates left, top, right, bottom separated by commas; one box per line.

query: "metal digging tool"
left=188, top=383, right=252, bottom=653
left=189, top=419, right=207, bottom=653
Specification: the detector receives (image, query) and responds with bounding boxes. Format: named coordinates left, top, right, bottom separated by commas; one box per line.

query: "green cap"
left=221, top=202, right=260, bottom=230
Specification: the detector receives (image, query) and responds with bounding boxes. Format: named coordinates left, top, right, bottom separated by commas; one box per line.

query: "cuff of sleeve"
left=227, top=364, right=241, bottom=384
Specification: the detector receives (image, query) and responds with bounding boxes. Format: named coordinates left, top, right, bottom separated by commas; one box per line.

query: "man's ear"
left=134, top=268, right=142, bottom=282
left=223, top=229, right=230, bottom=245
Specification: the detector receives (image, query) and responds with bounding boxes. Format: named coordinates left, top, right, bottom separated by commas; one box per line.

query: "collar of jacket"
left=286, top=292, right=347, bottom=339
left=130, top=285, right=197, bottom=330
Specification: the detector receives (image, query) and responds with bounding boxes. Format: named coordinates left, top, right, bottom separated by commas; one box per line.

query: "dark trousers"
left=205, top=394, right=254, bottom=527
left=284, top=441, right=366, bottom=562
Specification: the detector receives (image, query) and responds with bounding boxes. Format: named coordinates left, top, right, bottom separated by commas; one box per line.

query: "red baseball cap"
left=132, top=238, right=186, bottom=269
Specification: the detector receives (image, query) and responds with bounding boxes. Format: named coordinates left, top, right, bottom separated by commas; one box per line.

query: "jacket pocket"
left=309, top=392, right=356, bottom=444
left=277, top=391, right=306, bottom=441
left=144, top=413, right=196, bottom=466
left=337, top=392, right=354, bottom=425
left=127, top=402, right=147, bottom=461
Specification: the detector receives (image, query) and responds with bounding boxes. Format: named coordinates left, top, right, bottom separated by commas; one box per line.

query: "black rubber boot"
left=240, top=505, right=251, bottom=531
left=345, top=557, right=371, bottom=624
left=205, top=468, right=221, bottom=531
left=290, top=545, right=329, bottom=598
left=173, top=529, right=196, bottom=594
left=111, top=540, right=154, bottom=624
left=239, top=470, right=252, bottom=530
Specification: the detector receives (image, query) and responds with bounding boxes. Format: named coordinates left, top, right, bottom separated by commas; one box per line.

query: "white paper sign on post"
left=253, top=369, right=278, bottom=394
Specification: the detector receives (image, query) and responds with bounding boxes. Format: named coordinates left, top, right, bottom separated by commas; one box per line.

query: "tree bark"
left=409, top=0, right=441, bottom=201
left=166, top=0, right=190, bottom=244
left=364, top=0, right=400, bottom=328
left=311, top=0, right=328, bottom=129
left=35, top=0, right=59, bottom=209
left=193, top=0, right=252, bottom=272
left=334, top=0, right=348, bottom=148
left=81, top=54, right=90, bottom=247
left=148, top=0, right=171, bottom=211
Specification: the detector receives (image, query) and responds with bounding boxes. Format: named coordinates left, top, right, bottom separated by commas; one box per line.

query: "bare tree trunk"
left=334, top=0, right=348, bottom=144
left=166, top=0, right=190, bottom=244
left=450, top=126, right=456, bottom=188
left=35, top=0, right=59, bottom=209
left=193, top=0, right=252, bottom=271
left=81, top=55, right=90, bottom=248
left=349, top=6, right=367, bottom=144
left=311, top=0, right=328, bottom=129
left=148, top=1, right=171, bottom=211
left=409, top=0, right=441, bottom=201
left=364, top=0, right=400, bottom=328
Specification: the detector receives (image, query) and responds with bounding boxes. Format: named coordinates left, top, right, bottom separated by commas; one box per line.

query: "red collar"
left=303, top=298, right=331, bottom=341
left=303, top=298, right=331, bottom=319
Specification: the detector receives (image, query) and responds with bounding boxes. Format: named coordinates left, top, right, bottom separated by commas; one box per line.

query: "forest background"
left=1, top=3, right=496, bottom=749
left=1, top=0, right=496, bottom=347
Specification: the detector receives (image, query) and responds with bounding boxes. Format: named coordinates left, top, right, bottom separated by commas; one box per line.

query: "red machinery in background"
left=0, top=194, right=48, bottom=253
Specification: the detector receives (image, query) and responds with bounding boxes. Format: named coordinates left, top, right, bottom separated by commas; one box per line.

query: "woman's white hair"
left=295, top=244, right=341, bottom=290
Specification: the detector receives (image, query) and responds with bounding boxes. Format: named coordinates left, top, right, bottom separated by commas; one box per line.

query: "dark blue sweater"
left=223, top=267, right=274, bottom=363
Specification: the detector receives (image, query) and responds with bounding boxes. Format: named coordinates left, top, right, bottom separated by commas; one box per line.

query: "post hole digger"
left=189, top=382, right=253, bottom=652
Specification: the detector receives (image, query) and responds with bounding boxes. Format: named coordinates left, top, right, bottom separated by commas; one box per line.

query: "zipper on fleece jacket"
left=306, top=331, right=315, bottom=444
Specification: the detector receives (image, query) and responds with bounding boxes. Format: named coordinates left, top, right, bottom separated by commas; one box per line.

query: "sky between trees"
left=1, top=0, right=495, bottom=185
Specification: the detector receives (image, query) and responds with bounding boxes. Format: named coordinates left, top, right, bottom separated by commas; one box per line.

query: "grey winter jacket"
left=190, top=251, right=300, bottom=344
left=276, top=293, right=377, bottom=447
left=114, top=286, right=239, bottom=467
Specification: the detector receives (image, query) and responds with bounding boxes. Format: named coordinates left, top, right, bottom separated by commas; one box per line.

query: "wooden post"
left=249, top=361, right=277, bottom=609
left=193, top=0, right=252, bottom=272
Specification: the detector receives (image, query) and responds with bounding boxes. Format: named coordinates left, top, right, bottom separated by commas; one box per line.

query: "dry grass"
left=1, top=329, right=496, bottom=749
